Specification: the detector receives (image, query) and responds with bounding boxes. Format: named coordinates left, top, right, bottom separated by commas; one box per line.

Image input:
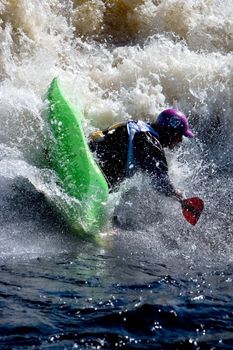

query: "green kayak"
left=47, top=77, right=109, bottom=237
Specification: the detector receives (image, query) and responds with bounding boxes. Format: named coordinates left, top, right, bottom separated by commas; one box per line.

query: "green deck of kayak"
left=47, top=77, right=109, bottom=236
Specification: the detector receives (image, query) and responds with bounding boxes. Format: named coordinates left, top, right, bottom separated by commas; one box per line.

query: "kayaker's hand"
left=174, top=189, right=184, bottom=202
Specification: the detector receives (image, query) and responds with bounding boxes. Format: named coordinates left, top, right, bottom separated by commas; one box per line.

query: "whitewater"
left=0, top=0, right=232, bottom=349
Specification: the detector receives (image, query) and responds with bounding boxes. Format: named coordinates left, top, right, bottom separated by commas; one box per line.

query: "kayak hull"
left=47, top=78, right=109, bottom=237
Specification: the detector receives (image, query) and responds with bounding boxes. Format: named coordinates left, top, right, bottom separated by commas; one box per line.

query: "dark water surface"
left=0, top=174, right=233, bottom=349
left=0, top=241, right=232, bottom=349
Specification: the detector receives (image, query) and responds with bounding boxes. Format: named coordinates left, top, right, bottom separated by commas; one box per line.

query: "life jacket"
left=90, top=120, right=160, bottom=176
left=90, top=121, right=126, bottom=142
left=126, top=120, right=160, bottom=176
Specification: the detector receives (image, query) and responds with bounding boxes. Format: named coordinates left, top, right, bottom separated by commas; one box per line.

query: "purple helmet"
left=156, top=109, right=194, bottom=138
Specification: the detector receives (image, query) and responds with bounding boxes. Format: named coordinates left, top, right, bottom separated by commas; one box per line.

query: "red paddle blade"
left=181, top=197, right=204, bottom=226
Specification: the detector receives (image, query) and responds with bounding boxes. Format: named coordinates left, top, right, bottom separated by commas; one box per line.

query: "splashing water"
left=0, top=0, right=232, bottom=262
left=0, top=1, right=233, bottom=349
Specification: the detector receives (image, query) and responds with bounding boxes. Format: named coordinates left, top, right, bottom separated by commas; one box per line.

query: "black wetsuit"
left=89, top=121, right=176, bottom=196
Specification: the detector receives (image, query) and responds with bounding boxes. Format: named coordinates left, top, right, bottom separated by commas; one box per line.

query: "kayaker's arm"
left=134, top=132, right=183, bottom=199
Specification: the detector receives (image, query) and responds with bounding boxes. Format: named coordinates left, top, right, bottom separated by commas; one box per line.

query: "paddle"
left=180, top=197, right=204, bottom=226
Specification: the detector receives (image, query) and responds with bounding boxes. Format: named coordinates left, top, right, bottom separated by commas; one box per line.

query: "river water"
left=0, top=0, right=233, bottom=349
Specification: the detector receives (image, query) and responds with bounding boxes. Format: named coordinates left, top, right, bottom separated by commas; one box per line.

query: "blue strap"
left=126, top=120, right=159, bottom=176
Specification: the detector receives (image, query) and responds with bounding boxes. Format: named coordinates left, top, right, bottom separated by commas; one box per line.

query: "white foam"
left=0, top=0, right=232, bottom=262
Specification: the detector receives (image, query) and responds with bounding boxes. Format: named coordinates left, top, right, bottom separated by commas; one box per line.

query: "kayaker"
left=89, top=109, right=194, bottom=200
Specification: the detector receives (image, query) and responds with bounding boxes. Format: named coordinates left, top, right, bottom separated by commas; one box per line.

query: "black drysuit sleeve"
left=133, top=131, right=176, bottom=196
